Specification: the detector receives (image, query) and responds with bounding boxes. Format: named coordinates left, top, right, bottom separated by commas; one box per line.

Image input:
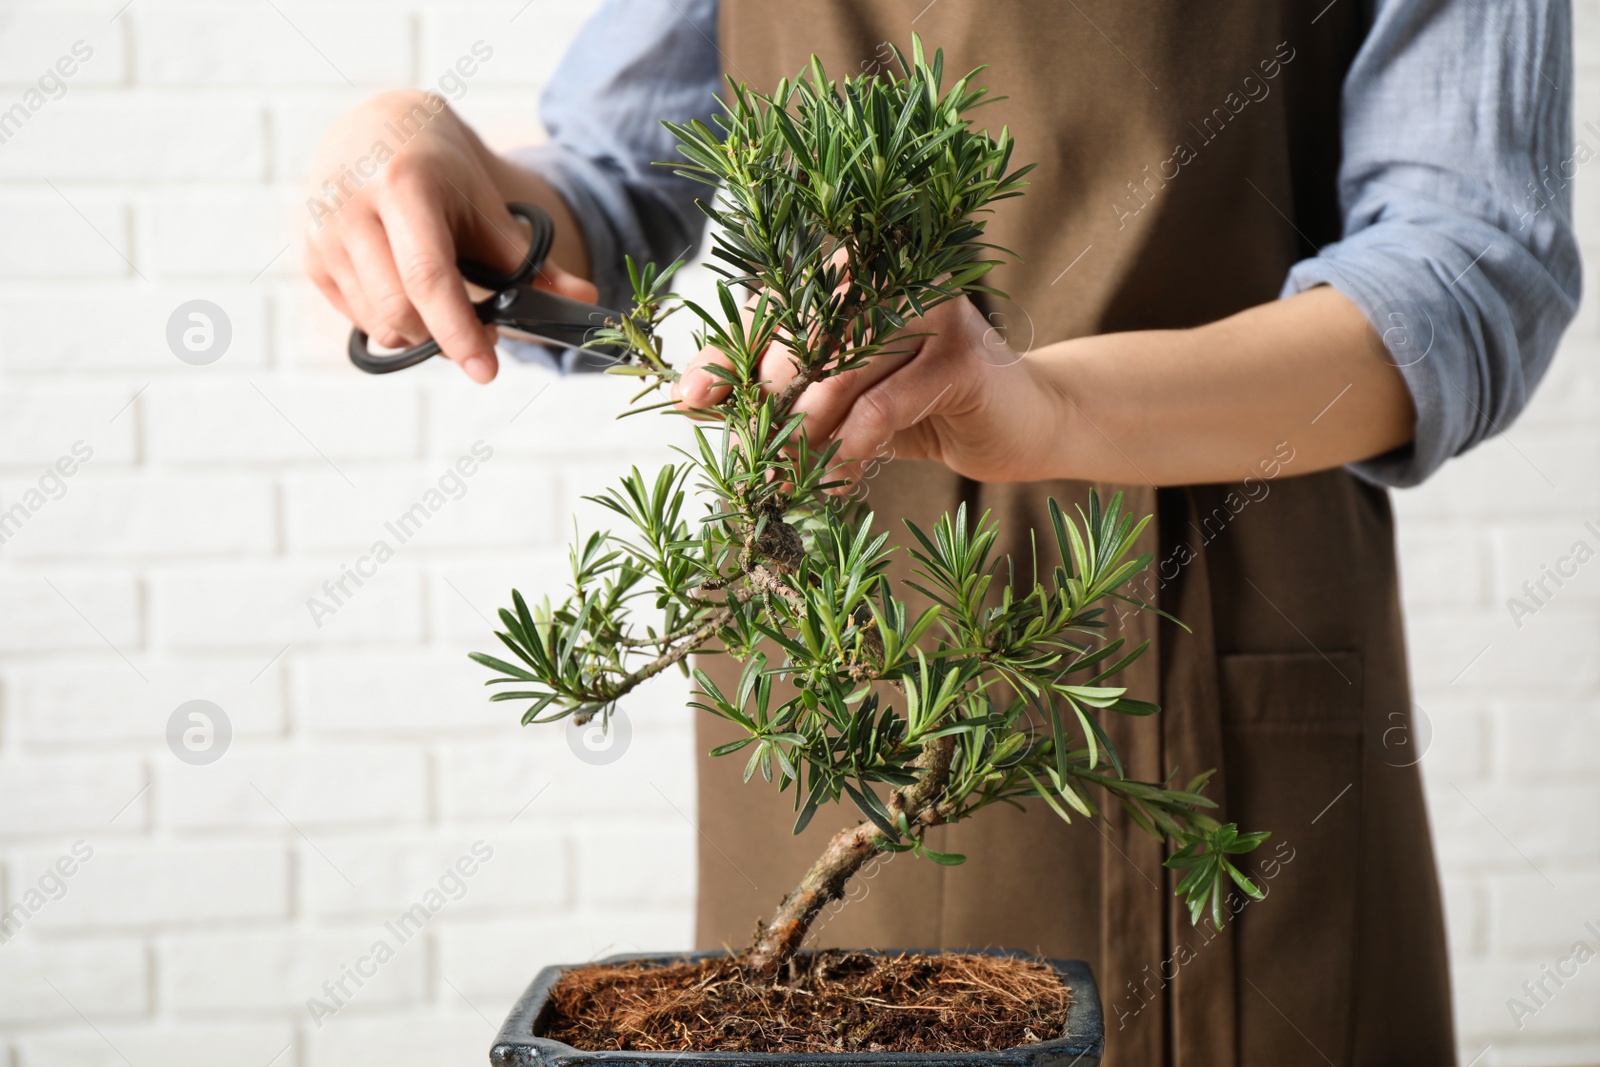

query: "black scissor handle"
left=347, top=201, right=559, bottom=374
left=459, top=201, right=552, bottom=290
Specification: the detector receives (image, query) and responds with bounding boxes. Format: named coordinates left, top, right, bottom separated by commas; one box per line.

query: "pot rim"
left=490, top=947, right=1103, bottom=1067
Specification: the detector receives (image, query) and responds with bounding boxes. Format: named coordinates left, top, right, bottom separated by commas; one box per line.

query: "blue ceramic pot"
left=490, top=949, right=1103, bottom=1067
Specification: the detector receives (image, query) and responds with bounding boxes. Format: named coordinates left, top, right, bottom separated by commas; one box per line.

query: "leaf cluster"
left=474, top=38, right=1267, bottom=931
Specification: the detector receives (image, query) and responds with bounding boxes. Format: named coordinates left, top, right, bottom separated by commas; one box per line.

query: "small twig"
left=572, top=605, right=738, bottom=724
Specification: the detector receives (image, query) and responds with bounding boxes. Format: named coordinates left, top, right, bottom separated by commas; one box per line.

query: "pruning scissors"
left=346, top=201, right=627, bottom=374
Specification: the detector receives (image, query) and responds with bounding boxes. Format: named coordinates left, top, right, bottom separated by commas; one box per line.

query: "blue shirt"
left=511, top=0, right=1581, bottom=488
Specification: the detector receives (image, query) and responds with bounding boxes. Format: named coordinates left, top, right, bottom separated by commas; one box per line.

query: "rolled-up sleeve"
left=1281, top=0, right=1581, bottom=487
left=510, top=0, right=723, bottom=315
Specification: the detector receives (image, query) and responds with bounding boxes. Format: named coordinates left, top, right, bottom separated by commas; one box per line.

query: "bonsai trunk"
left=745, top=735, right=956, bottom=976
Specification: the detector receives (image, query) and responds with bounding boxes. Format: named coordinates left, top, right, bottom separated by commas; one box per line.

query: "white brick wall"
left=0, top=2, right=1595, bottom=1065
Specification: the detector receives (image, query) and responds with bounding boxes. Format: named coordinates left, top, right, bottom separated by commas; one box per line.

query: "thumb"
left=672, top=341, right=736, bottom=409
left=533, top=259, right=600, bottom=304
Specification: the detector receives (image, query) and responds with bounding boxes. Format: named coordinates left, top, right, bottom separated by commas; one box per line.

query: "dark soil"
left=539, top=950, right=1073, bottom=1054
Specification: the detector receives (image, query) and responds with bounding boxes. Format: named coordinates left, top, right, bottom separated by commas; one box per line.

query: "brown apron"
left=694, top=4, right=1456, bottom=1064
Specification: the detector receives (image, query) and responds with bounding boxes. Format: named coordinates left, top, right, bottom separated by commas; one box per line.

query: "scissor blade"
left=481, top=287, right=630, bottom=359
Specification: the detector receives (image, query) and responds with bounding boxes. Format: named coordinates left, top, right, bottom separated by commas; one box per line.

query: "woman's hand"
left=670, top=285, right=1414, bottom=488
left=672, top=296, right=1069, bottom=485
left=302, top=90, right=596, bottom=383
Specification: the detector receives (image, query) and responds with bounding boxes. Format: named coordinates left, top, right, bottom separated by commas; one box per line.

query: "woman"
left=304, top=1, right=1578, bottom=1062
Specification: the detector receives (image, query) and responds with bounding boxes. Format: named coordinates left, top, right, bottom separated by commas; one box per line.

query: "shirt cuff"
left=1281, top=226, right=1488, bottom=489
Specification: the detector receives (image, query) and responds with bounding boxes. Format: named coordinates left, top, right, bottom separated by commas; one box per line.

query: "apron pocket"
left=1218, top=650, right=1362, bottom=1067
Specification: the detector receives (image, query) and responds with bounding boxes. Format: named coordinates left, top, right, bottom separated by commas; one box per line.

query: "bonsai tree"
left=472, top=39, right=1267, bottom=978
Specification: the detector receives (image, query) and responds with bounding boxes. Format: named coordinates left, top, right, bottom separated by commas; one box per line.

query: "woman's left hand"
left=672, top=285, right=1415, bottom=489
left=671, top=296, right=1066, bottom=486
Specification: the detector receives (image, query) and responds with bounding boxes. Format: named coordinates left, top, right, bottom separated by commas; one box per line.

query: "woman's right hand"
left=302, top=90, right=595, bottom=383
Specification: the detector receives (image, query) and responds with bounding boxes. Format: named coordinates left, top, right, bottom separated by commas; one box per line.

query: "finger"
left=303, top=249, right=356, bottom=325
left=786, top=300, right=959, bottom=440
left=346, top=214, right=429, bottom=346
left=316, top=239, right=404, bottom=348
left=829, top=347, right=968, bottom=479
left=673, top=343, right=738, bottom=408
left=788, top=344, right=918, bottom=442
left=533, top=258, right=599, bottom=305
left=676, top=284, right=810, bottom=409
left=379, top=179, right=498, bottom=383
left=459, top=194, right=531, bottom=279
left=678, top=311, right=827, bottom=412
